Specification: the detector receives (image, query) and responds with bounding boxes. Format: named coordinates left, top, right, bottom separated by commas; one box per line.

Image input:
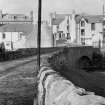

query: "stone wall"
left=48, top=46, right=100, bottom=69
left=38, top=65, right=105, bottom=105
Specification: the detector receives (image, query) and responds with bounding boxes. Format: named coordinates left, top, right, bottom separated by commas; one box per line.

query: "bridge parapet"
left=38, top=65, right=105, bottom=105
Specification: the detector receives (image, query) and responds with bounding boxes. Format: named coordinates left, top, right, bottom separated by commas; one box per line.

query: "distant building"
left=0, top=10, right=34, bottom=50
left=50, top=11, right=76, bottom=47
left=50, top=11, right=104, bottom=48
left=76, top=15, right=103, bottom=48
left=0, top=10, right=33, bottom=24
left=0, top=24, right=33, bottom=50
left=25, top=22, right=54, bottom=48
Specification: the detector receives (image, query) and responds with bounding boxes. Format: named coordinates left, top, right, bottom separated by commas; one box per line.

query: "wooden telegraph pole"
left=34, top=0, right=42, bottom=105
left=37, top=0, right=42, bottom=71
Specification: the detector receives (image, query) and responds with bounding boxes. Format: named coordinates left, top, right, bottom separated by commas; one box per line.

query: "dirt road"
left=0, top=54, right=49, bottom=105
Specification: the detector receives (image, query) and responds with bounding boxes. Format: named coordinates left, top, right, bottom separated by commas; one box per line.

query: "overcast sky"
left=0, top=0, right=105, bottom=22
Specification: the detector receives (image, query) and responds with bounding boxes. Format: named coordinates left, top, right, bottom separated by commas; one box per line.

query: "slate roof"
left=0, top=24, right=34, bottom=34
left=51, top=13, right=104, bottom=25
left=52, top=14, right=72, bottom=25
left=52, top=18, right=64, bottom=25
left=75, top=15, right=103, bottom=24
left=83, top=15, right=103, bottom=23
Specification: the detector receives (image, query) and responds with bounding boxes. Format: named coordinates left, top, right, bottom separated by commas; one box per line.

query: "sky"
left=0, top=0, right=105, bottom=22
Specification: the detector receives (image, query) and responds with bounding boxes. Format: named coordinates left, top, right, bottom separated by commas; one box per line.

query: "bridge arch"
left=77, top=56, right=92, bottom=69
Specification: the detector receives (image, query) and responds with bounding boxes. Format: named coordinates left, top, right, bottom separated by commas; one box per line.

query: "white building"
left=25, top=22, right=54, bottom=48
left=50, top=11, right=104, bottom=48
left=50, top=11, right=76, bottom=46
left=0, top=10, right=33, bottom=24
left=0, top=24, right=33, bottom=50
left=0, top=10, right=34, bottom=50
left=0, top=32, right=25, bottom=50
left=76, top=15, right=103, bottom=48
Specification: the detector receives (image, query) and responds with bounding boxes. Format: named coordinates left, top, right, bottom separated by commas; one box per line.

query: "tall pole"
left=37, top=0, right=42, bottom=72
left=35, top=0, right=42, bottom=105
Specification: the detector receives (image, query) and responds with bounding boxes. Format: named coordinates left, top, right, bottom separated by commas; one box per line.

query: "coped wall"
left=38, top=65, right=105, bottom=105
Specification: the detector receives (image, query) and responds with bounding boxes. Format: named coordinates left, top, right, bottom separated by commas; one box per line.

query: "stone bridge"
left=65, top=46, right=100, bottom=68
left=48, top=46, right=100, bottom=70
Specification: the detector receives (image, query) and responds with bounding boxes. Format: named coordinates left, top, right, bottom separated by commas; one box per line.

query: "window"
left=25, top=16, right=27, bottom=19
left=67, top=33, right=70, bottom=39
left=67, top=18, right=69, bottom=24
left=6, top=43, right=10, bottom=46
left=91, top=23, right=95, bottom=30
left=81, top=29, right=85, bottom=36
left=2, top=33, right=6, bottom=39
left=67, top=25, right=69, bottom=31
left=81, top=21, right=85, bottom=27
left=81, top=38, right=85, bottom=45
left=57, top=25, right=59, bottom=29
left=92, top=34, right=95, bottom=37
left=59, top=33, right=62, bottom=39
left=18, top=33, right=23, bottom=39
left=14, top=16, right=17, bottom=20
left=103, top=20, right=105, bottom=25
left=103, top=28, right=105, bottom=32
left=62, top=33, right=64, bottom=38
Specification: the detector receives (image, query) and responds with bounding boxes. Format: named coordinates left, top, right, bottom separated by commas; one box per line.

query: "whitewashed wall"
left=41, top=23, right=53, bottom=47
left=0, top=32, right=26, bottom=50
left=58, top=16, right=68, bottom=34
left=78, top=18, right=103, bottom=47
left=25, top=23, right=54, bottom=48
left=69, top=14, right=76, bottom=42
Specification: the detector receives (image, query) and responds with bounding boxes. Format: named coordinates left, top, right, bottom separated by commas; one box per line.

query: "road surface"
left=0, top=54, right=49, bottom=105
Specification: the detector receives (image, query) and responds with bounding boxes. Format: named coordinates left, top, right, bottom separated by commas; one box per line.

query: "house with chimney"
left=0, top=23, right=34, bottom=50
left=50, top=11, right=104, bottom=48
left=76, top=15, right=103, bottom=47
left=50, top=11, right=76, bottom=47
left=0, top=10, right=33, bottom=50
left=0, top=10, right=33, bottom=24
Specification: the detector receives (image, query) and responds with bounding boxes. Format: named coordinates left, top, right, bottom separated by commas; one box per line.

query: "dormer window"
left=81, top=21, right=85, bottom=27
